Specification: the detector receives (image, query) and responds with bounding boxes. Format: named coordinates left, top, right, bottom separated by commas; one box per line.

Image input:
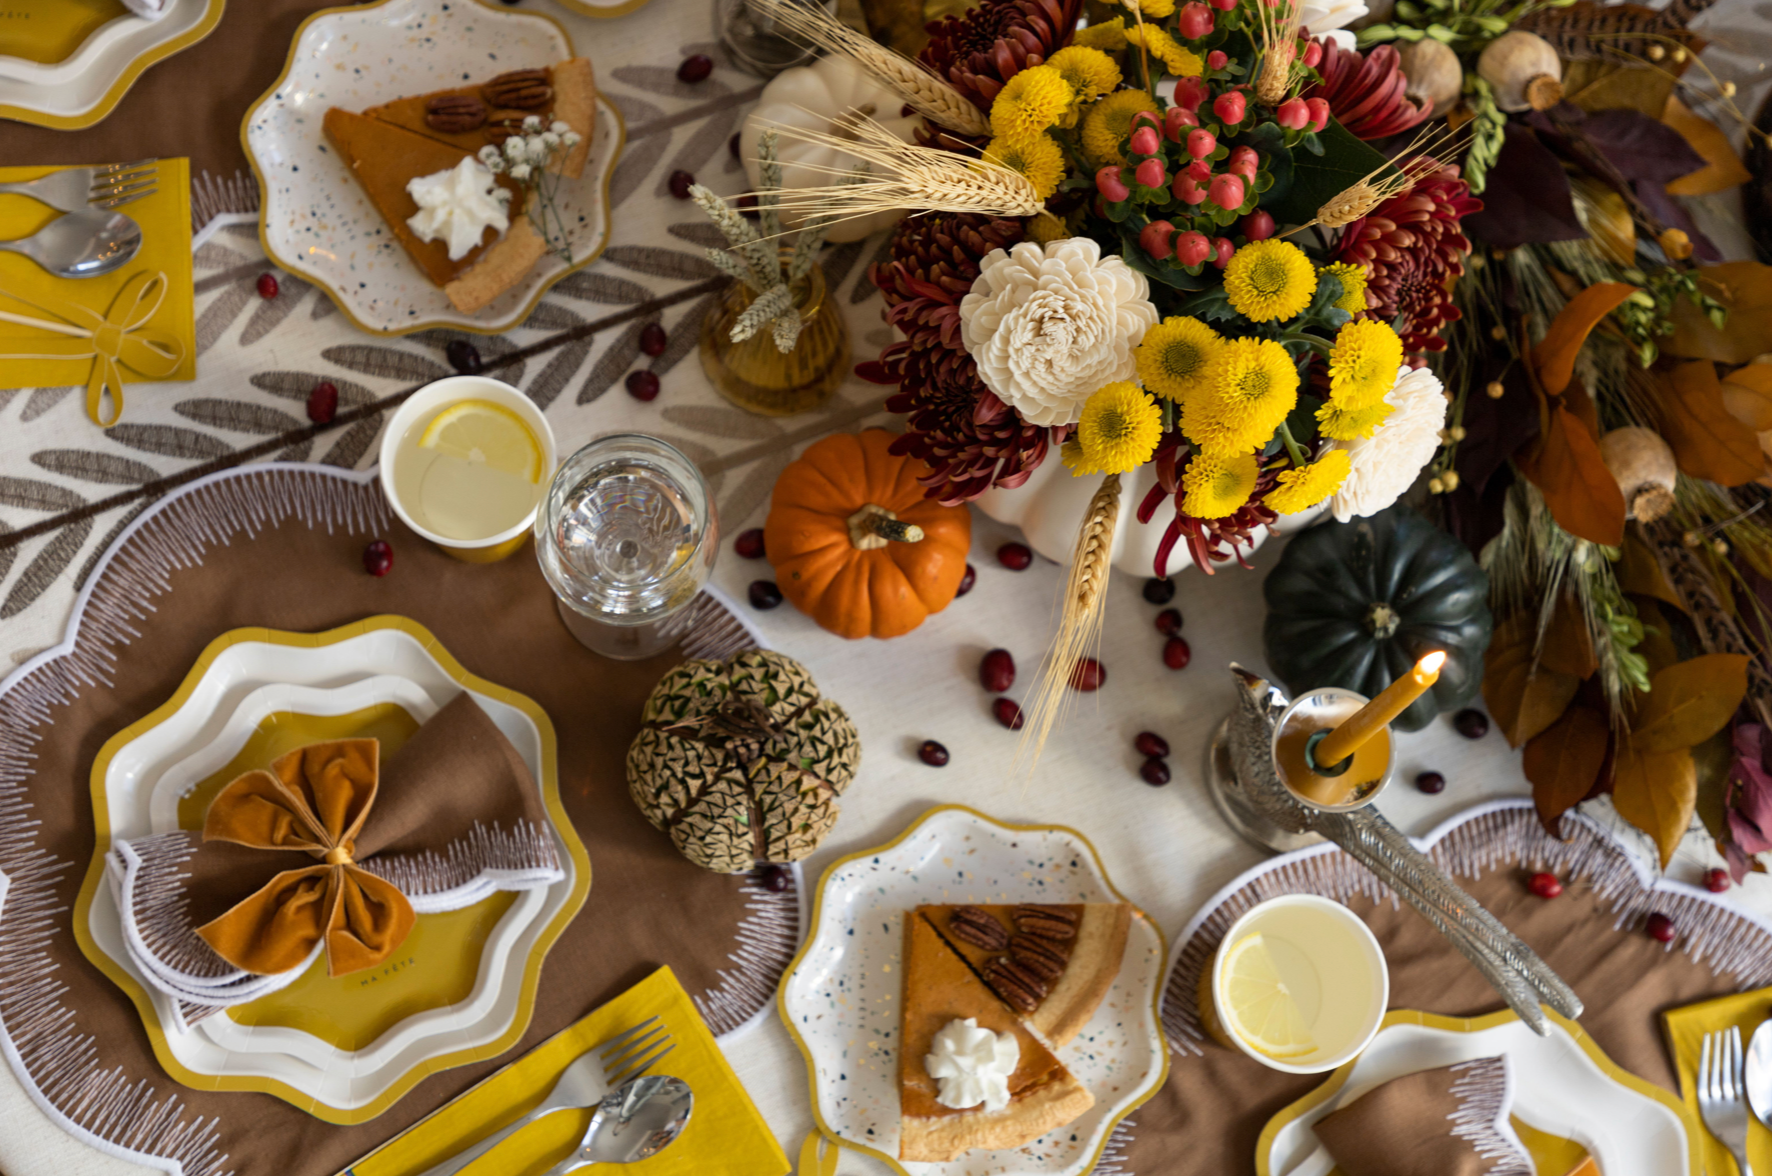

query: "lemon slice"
left=418, top=400, right=542, bottom=483
left=1218, top=933, right=1315, bottom=1060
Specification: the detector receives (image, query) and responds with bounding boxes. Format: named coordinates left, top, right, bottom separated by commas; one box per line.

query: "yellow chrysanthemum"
left=1070, top=381, right=1162, bottom=475
left=1123, top=23, right=1203, bottom=78
left=990, top=65, right=1074, bottom=141
left=1046, top=46, right=1122, bottom=107
left=1060, top=436, right=1098, bottom=476
left=1081, top=87, right=1157, bottom=166
left=1026, top=210, right=1070, bottom=245
left=1071, top=16, right=1128, bottom=51
left=1317, top=399, right=1393, bottom=441
left=983, top=133, right=1066, bottom=200
left=1321, top=262, right=1369, bottom=315
left=1137, top=0, right=1177, bottom=15
left=1265, top=450, right=1353, bottom=514
left=1327, top=319, right=1405, bottom=412
left=1182, top=450, right=1261, bottom=519
left=1183, top=337, right=1299, bottom=455
left=1223, top=240, right=1318, bottom=323
left=1136, top=316, right=1222, bottom=403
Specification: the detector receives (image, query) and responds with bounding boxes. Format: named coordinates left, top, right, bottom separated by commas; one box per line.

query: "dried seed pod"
left=1598, top=427, right=1677, bottom=522
left=1477, top=32, right=1562, bottom=112
left=1396, top=40, right=1463, bottom=118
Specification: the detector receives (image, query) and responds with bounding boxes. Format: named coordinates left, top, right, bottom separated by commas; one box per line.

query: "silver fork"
left=1701, top=1026, right=1756, bottom=1176
left=0, top=161, right=158, bottom=212
left=414, top=1016, right=677, bottom=1176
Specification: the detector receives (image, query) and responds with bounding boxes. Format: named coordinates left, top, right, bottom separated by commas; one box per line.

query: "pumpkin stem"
left=847, top=503, right=924, bottom=550
left=1365, top=602, right=1401, bottom=640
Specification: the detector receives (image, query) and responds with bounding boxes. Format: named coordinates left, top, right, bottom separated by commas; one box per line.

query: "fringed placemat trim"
left=192, top=170, right=261, bottom=237
left=1446, top=1057, right=1531, bottom=1174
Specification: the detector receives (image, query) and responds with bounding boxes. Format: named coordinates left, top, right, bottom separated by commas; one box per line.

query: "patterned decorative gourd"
left=627, top=650, right=859, bottom=873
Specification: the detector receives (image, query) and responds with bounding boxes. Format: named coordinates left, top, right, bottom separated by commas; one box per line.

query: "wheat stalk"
left=753, top=0, right=992, bottom=138
left=1253, top=0, right=1306, bottom=107
left=1282, top=125, right=1468, bottom=235
left=1015, top=474, right=1122, bottom=778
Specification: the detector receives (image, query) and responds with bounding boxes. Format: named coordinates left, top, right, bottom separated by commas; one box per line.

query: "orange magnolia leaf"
left=1533, top=282, right=1638, bottom=396
left=1612, top=739, right=1697, bottom=869
left=1666, top=262, right=1772, bottom=364
left=1662, top=95, right=1752, bottom=196
left=1567, top=62, right=1680, bottom=117
left=1484, top=612, right=1582, bottom=748
left=1618, top=533, right=1684, bottom=611
left=1632, top=652, right=1750, bottom=752
left=1720, top=363, right=1772, bottom=430
left=1659, top=361, right=1767, bottom=485
left=1539, top=590, right=1599, bottom=678
left=1524, top=705, right=1611, bottom=837
left=1515, top=406, right=1628, bottom=546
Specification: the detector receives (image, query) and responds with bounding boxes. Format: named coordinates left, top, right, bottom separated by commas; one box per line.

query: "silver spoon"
left=539, top=1074, right=693, bottom=1176
left=0, top=210, right=142, bottom=278
left=1745, top=1017, right=1772, bottom=1128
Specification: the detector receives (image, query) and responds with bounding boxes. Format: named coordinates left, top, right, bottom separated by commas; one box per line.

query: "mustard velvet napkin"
left=1663, top=988, right=1772, bottom=1175
left=0, top=158, right=194, bottom=424
left=1311, top=1058, right=1531, bottom=1176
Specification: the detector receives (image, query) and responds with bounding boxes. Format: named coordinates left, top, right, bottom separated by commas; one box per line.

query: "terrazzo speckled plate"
left=241, top=0, right=624, bottom=336
left=779, top=805, right=1170, bottom=1176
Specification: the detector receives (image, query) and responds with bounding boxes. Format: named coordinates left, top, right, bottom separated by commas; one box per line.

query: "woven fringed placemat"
left=0, top=462, right=796, bottom=1176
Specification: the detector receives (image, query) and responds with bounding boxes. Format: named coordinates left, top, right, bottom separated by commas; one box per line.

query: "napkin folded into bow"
left=108, top=693, right=564, bottom=1029
left=1310, top=1057, right=1531, bottom=1176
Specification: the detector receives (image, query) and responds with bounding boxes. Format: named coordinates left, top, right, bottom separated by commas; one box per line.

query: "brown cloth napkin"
left=1312, top=1057, right=1530, bottom=1176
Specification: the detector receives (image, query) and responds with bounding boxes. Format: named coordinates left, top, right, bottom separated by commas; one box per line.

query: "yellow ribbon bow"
left=0, top=270, right=185, bottom=427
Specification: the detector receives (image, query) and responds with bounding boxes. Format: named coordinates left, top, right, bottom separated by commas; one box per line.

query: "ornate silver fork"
left=0, top=161, right=158, bottom=212
left=1701, top=1026, right=1755, bottom=1176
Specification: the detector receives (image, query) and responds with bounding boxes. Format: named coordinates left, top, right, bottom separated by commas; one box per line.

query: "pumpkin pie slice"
left=360, top=59, right=596, bottom=178
left=921, top=902, right=1131, bottom=1047
left=899, top=910, right=1094, bottom=1162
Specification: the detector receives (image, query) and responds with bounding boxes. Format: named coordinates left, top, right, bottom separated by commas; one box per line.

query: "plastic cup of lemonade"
left=1207, top=894, right=1388, bottom=1074
left=379, top=376, right=556, bottom=563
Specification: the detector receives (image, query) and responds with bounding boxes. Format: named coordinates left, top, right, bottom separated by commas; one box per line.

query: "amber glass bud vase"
left=698, top=265, right=851, bottom=417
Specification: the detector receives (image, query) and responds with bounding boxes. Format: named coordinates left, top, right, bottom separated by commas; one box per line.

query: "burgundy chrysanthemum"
left=919, top=0, right=1083, bottom=111
left=1335, top=161, right=1482, bottom=355
left=1305, top=42, right=1430, bottom=141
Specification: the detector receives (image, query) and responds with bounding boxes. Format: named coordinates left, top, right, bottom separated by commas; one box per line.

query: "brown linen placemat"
left=1108, top=805, right=1772, bottom=1175
left=0, top=466, right=789, bottom=1176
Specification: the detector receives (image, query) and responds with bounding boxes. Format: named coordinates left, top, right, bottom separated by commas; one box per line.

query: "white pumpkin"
left=741, top=55, right=920, bottom=243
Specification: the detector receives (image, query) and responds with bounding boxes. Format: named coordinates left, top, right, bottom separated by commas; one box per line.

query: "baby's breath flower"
left=477, top=145, right=502, bottom=168
left=523, top=115, right=544, bottom=131
left=504, top=137, right=524, bottom=161
left=510, top=162, right=532, bottom=181
left=550, top=120, right=571, bottom=135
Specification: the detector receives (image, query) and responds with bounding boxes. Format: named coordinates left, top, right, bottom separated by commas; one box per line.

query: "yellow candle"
left=1314, top=651, right=1446, bottom=769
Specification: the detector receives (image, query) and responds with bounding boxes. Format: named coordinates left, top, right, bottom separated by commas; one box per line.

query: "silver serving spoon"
left=1745, top=1017, right=1772, bottom=1128
left=0, top=210, right=142, bottom=278
left=539, top=1074, right=693, bottom=1176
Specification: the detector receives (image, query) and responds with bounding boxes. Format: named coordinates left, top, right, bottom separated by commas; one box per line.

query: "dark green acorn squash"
left=1263, top=506, right=1492, bottom=733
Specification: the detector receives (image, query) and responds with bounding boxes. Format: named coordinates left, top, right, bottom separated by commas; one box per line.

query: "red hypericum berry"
left=1134, top=157, right=1167, bottom=189
left=1415, top=770, right=1446, bottom=794
left=1705, top=867, right=1732, bottom=893
left=1171, top=173, right=1207, bottom=205
left=998, top=542, right=1033, bottom=570
left=736, top=193, right=760, bottom=219
left=1528, top=872, right=1563, bottom=899
left=1186, top=128, right=1217, bottom=160
left=1129, top=125, right=1161, bottom=156
left=1139, top=220, right=1175, bottom=260
left=1242, top=209, right=1276, bottom=241
left=1096, top=165, right=1132, bottom=203
left=1305, top=96, right=1331, bottom=131
left=1135, top=731, right=1170, bottom=758
left=1276, top=97, right=1311, bottom=130
left=757, top=864, right=792, bottom=892
left=1302, top=39, right=1323, bottom=67
left=307, top=381, right=338, bottom=424
left=1165, top=106, right=1199, bottom=142
left=734, top=528, right=766, bottom=559
left=980, top=648, right=1016, bottom=693
left=1162, top=636, right=1191, bottom=670
left=1646, top=912, right=1676, bottom=943
left=956, top=563, right=977, bottom=597
left=256, top=272, right=279, bottom=299
left=677, top=53, right=713, bottom=83
left=1178, top=0, right=1215, bottom=37
left=1070, top=657, right=1106, bottom=691
left=1208, top=173, right=1245, bottom=211
left=668, top=170, right=695, bottom=199
left=1155, top=607, right=1183, bottom=635
left=1130, top=110, right=1162, bottom=137
left=1186, top=159, right=1212, bottom=183
left=1228, top=145, right=1259, bottom=178
left=1174, top=76, right=1209, bottom=112
left=1209, top=0, right=1236, bottom=12
left=1213, top=91, right=1246, bottom=125
left=1454, top=709, right=1490, bottom=739
left=1140, top=757, right=1172, bottom=786
left=992, top=697, right=1026, bottom=730
left=639, top=322, right=668, bottom=357
left=362, top=539, right=393, bottom=577
left=1207, top=48, right=1230, bottom=68
left=446, top=339, right=483, bottom=374
left=918, top=739, right=950, bottom=767
left=626, top=370, right=661, bottom=401
left=1174, top=231, right=1211, bottom=267
left=748, top=580, right=782, bottom=609
left=1211, top=237, right=1236, bottom=269
left=1143, top=577, right=1175, bottom=604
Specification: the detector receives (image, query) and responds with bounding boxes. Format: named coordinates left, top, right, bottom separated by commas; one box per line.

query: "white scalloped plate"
left=0, top=0, right=224, bottom=128
left=779, top=805, right=1170, bottom=1176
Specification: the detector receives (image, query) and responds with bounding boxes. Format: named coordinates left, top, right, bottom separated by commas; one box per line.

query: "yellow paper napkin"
left=345, top=966, right=789, bottom=1176
left=0, top=158, right=195, bottom=425
left=1662, top=988, right=1772, bottom=1174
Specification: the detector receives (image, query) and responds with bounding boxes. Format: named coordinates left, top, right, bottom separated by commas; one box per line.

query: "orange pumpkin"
left=764, top=430, right=973, bottom=639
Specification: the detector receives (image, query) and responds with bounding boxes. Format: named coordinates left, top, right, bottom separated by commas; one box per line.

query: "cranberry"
left=734, top=528, right=766, bottom=559
left=256, top=272, right=279, bottom=299
left=640, top=322, right=668, bottom=357
left=1415, top=770, right=1446, bottom=794
left=1135, top=731, right=1169, bottom=758
left=1070, top=657, right=1106, bottom=691
left=668, top=170, right=695, bottom=199
left=306, top=381, right=339, bottom=424
left=748, top=580, right=782, bottom=609
left=1527, top=871, right=1563, bottom=899
left=1162, top=636, right=1191, bottom=670
left=1155, top=607, right=1183, bottom=635
left=1453, top=709, right=1490, bottom=739
left=998, top=542, right=1033, bottom=570
left=362, top=539, right=393, bottom=577
left=992, top=698, right=1026, bottom=730
left=445, top=339, right=482, bottom=374
left=1140, top=758, right=1172, bottom=786
left=677, top=53, right=714, bottom=83
left=1646, top=912, right=1677, bottom=943
left=626, top=370, right=661, bottom=401
left=1705, top=867, right=1732, bottom=893
left=1144, top=577, right=1176, bottom=604
left=980, top=648, right=1016, bottom=693
left=918, top=739, right=950, bottom=767
left=756, top=864, right=792, bottom=892
left=736, top=193, right=760, bottom=219
left=956, top=564, right=977, bottom=596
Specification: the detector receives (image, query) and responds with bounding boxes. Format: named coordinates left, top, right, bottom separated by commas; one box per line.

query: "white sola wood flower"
left=959, top=238, right=1157, bottom=427
left=1331, top=364, right=1448, bottom=522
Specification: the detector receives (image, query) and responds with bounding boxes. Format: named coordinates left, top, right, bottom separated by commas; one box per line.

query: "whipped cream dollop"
left=405, top=158, right=511, bottom=261
left=925, top=1018, right=1019, bottom=1112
